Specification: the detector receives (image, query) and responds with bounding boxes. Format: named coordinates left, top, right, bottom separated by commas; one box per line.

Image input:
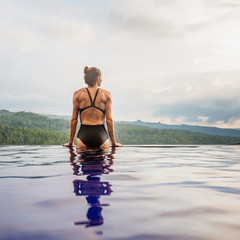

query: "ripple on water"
left=0, top=145, right=240, bottom=240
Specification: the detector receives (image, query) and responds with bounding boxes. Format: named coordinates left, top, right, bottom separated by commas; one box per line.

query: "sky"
left=0, top=0, right=240, bottom=128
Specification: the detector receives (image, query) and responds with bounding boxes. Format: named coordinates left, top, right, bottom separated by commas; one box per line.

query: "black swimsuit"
left=77, top=88, right=108, bottom=148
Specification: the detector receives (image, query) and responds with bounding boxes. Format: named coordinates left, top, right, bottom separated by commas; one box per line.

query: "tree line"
left=0, top=111, right=70, bottom=131
left=0, top=124, right=69, bottom=145
left=114, top=123, right=240, bottom=145
left=1, top=122, right=240, bottom=145
left=0, top=111, right=240, bottom=145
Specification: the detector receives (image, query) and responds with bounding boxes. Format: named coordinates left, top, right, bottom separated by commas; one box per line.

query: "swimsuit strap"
left=92, top=88, right=100, bottom=105
left=79, top=88, right=105, bottom=116
left=85, top=88, right=93, bottom=106
left=86, top=88, right=99, bottom=107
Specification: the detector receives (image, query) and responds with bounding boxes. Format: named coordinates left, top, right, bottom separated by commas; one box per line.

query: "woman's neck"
left=87, top=84, right=98, bottom=89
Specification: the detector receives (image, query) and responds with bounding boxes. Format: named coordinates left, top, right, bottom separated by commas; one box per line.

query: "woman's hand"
left=62, top=142, right=73, bottom=147
left=111, top=142, right=123, bottom=147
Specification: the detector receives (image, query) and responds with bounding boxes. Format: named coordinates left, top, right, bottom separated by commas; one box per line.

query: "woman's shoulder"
left=100, top=88, right=111, bottom=96
left=74, top=88, right=86, bottom=95
left=100, top=88, right=112, bottom=101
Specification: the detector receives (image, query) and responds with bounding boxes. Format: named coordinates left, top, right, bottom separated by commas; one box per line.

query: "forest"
left=0, top=110, right=70, bottom=131
left=114, top=123, right=240, bottom=145
left=0, top=110, right=240, bottom=145
left=0, top=124, right=69, bottom=145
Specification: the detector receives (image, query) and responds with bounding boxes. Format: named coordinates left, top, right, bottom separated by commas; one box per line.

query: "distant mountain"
left=0, top=111, right=70, bottom=131
left=0, top=110, right=12, bottom=116
left=38, top=113, right=240, bottom=137
left=114, top=123, right=240, bottom=145
left=0, top=110, right=72, bottom=121
left=1, top=110, right=240, bottom=145
left=41, top=114, right=72, bottom=121
left=117, top=120, right=240, bottom=137
left=1, top=119, right=240, bottom=145
left=3, top=110, right=239, bottom=137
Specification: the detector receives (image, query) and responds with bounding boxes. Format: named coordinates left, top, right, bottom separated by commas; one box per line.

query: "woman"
left=63, top=66, right=122, bottom=151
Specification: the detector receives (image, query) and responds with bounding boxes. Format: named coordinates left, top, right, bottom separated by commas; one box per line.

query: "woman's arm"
left=106, top=93, right=122, bottom=147
left=63, top=92, right=78, bottom=147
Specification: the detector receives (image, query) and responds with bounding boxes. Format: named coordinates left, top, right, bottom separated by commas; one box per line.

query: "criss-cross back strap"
left=92, top=88, right=99, bottom=105
left=85, top=88, right=93, bottom=105
left=79, top=88, right=105, bottom=115
left=85, top=88, right=99, bottom=106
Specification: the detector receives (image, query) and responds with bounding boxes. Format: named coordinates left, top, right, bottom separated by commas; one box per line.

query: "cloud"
left=154, top=98, right=240, bottom=122
left=213, top=118, right=240, bottom=128
left=0, top=0, right=240, bottom=128
left=108, top=12, right=176, bottom=38
left=108, top=0, right=240, bottom=39
left=108, top=69, right=240, bottom=126
left=0, top=13, right=95, bottom=54
left=37, top=19, right=95, bottom=46
left=148, top=70, right=240, bottom=104
left=0, top=93, right=69, bottom=115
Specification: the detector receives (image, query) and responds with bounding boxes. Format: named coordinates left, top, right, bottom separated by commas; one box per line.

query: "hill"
left=0, top=111, right=70, bottom=131
left=29, top=112, right=240, bottom=137
left=0, top=110, right=12, bottom=116
left=118, top=120, right=240, bottom=137
left=1, top=122, right=240, bottom=145
left=0, top=124, right=69, bottom=145
left=23, top=111, right=240, bottom=137
left=0, top=110, right=240, bottom=145
left=114, top=123, right=240, bottom=145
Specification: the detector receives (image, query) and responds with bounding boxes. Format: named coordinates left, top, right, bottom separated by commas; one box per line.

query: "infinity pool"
left=0, top=145, right=240, bottom=240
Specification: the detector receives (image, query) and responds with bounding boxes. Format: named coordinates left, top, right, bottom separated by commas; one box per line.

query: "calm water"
left=0, top=145, right=240, bottom=240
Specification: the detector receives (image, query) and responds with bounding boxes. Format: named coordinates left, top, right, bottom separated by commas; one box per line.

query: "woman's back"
left=63, top=66, right=122, bottom=150
left=77, top=87, right=110, bottom=125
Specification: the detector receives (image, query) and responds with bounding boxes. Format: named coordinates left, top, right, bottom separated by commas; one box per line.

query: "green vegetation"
left=114, top=123, right=240, bottom=145
left=0, top=111, right=70, bottom=131
left=0, top=109, right=11, bottom=116
left=0, top=110, right=239, bottom=145
left=0, top=124, right=69, bottom=145
left=0, top=111, right=71, bottom=145
left=118, top=120, right=240, bottom=137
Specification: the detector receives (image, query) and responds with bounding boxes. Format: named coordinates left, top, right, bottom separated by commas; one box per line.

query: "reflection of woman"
left=63, top=66, right=122, bottom=151
left=69, top=141, right=115, bottom=228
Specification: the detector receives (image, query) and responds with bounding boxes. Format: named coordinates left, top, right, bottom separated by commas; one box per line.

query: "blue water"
left=0, top=145, right=240, bottom=240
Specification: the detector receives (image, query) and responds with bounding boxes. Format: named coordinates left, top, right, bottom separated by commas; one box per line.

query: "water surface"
left=0, top=145, right=240, bottom=240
